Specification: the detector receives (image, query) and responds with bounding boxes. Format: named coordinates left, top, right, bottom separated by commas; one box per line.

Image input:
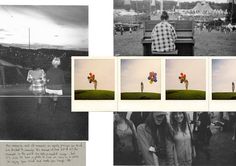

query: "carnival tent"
left=191, top=2, right=213, bottom=14
left=0, top=59, right=26, bottom=87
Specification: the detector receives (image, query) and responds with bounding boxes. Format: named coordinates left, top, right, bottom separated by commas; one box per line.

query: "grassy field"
left=121, top=92, right=160, bottom=100
left=75, top=90, right=114, bottom=100
left=114, top=29, right=236, bottom=56
left=166, top=89, right=206, bottom=100
left=212, top=92, right=236, bottom=100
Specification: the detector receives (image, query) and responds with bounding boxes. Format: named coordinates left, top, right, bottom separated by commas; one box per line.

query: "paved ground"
left=0, top=97, right=88, bottom=140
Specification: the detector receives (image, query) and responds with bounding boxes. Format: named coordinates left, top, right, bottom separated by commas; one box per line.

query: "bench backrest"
left=144, top=20, right=194, bottom=39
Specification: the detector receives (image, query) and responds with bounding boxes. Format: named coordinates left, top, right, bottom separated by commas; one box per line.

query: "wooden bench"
left=142, top=20, right=195, bottom=56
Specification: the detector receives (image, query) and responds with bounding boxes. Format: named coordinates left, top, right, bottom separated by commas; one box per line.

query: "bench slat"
left=144, top=20, right=193, bottom=31
left=144, top=31, right=193, bottom=38
left=142, top=38, right=195, bottom=44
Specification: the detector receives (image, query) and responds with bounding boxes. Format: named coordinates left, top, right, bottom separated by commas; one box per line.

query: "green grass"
left=166, top=89, right=205, bottom=100
left=212, top=92, right=236, bottom=100
left=121, top=92, right=160, bottom=100
left=114, top=29, right=236, bottom=56
left=75, top=90, right=114, bottom=100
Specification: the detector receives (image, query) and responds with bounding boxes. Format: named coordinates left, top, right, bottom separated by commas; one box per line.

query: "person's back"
left=27, top=69, right=45, bottom=82
left=151, top=11, right=177, bottom=53
left=46, top=67, right=65, bottom=90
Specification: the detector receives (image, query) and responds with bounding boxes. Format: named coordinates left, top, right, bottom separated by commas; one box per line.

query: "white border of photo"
left=210, top=56, right=236, bottom=112
left=71, top=56, right=117, bottom=112
left=117, top=56, right=163, bottom=111
left=118, top=56, right=209, bottom=112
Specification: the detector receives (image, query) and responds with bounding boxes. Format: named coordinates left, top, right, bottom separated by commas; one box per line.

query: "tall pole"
left=232, top=0, right=234, bottom=23
left=149, top=0, right=151, bottom=18
left=160, top=0, right=163, bottom=13
left=28, top=28, right=30, bottom=49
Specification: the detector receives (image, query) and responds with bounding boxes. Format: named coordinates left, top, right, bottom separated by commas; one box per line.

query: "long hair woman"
left=114, top=112, right=141, bottom=165
left=137, top=112, right=176, bottom=166
left=170, top=112, right=194, bottom=166
left=27, top=64, right=46, bottom=110
left=45, top=57, right=65, bottom=114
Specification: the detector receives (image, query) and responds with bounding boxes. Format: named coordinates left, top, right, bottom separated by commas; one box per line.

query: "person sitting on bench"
left=151, top=11, right=177, bottom=54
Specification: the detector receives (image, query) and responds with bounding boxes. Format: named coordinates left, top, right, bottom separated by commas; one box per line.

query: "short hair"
left=52, top=57, right=61, bottom=66
left=161, top=11, right=169, bottom=20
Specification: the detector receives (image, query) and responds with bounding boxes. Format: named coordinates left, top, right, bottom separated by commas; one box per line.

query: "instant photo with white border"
left=118, top=56, right=209, bottom=112
left=72, top=57, right=117, bottom=112
left=210, top=57, right=236, bottom=111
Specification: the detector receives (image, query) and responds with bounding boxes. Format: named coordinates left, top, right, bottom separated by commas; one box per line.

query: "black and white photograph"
left=0, top=5, right=88, bottom=96
left=0, top=97, right=88, bottom=140
left=114, top=0, right=236, bottom=56
left=114, top=111, right=236, bottom=166
left=0, top=5, right=88, bottom=140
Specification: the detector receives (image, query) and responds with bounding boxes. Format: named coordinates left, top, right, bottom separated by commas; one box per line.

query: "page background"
left=0, top=0, right=113, bottom=166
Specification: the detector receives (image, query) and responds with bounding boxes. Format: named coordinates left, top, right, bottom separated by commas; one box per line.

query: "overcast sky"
left=166, top=59, right=206, bottom=91
left=121, top=59, right=161, bottom=93
left=212, top=59, right=236, bottom=92
left=74, top=59, right=115, bottom=91
left=0, top=5, right=88, bottom=50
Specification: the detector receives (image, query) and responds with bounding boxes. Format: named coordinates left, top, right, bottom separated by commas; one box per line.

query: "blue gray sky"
left=166, top=59, right=206, bottom=91
left=212, top=59, right=236, bottom=92
left=74, top=59, right=115, bottom=91
left=121, top=59, right=161, bottom=93
left=0, top=5, right=88, bottom=50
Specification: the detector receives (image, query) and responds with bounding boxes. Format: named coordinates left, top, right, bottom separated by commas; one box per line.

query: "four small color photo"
left=121, top=59, right=161, bottom=100
left=212, top=59, right=236, bottom=100
left=74, top=59, right=115, bottom=100
left=166, top=59, right=206, bottom=100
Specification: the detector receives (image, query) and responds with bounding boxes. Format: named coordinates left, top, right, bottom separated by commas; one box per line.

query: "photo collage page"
left=0, top=0, right=236, bottom=166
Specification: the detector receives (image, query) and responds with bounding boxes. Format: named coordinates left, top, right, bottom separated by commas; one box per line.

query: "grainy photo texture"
left=114, top=0, right=236, bottom=56
left=114, top=112, right=236, bottom=166
left=0, top=5, right=88, bottom=96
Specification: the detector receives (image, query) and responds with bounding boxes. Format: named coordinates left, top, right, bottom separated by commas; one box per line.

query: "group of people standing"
left=114, top=112, right=212, bottom=166
left=26, top=57, right=65, bottom=112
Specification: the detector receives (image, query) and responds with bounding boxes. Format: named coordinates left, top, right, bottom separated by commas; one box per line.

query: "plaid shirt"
left=151, top=21, right=177, bottom=53
left=27, top=69, right=46, bottom=95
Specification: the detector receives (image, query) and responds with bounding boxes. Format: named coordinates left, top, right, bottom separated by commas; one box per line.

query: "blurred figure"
left=170, top=112, right=194, bottom=166
left=94, top=80, right=97, bottom=90
left=114, top=112, right=141, bottom=165
left=45, top=57, right=65, bottom=114
left=195, top=112, right=212, bottom=160
left=120, top=25, right=124, bottom=35
left=232, top=82, right=235, bottom=93
left=151, top=11, right=177, bottom=53
left=114, top=24, right=117, bottom=35
left=27, top=64, right=46, bottom=110
left=141, top=82, right=144, bottom=93
left=185, top=80, right=189, bottom=90
left=231, top=113, right=236, bottom=155
left=137, top=112, right=176, bottom=166
left=231, top=113, right=236, bottom=141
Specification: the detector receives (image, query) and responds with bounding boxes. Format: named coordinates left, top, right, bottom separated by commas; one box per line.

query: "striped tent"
left=0, top=59, right=26, bottom=87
